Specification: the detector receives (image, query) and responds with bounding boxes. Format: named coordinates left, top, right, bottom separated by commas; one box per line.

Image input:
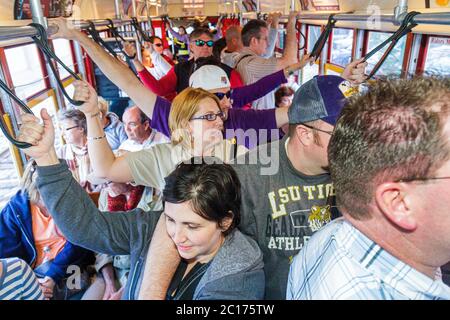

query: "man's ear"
left=295, top=125, right=314, bottom=147
left=375, top=182, right=417, bottom=231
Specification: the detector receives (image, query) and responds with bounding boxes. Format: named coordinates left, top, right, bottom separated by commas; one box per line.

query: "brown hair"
left=329, top=77, right=450, bottom=219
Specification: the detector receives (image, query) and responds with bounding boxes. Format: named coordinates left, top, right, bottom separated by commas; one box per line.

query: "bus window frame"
left=416, top=34, right=450, bottom=76
left=362, top=29, right=410, bottom=78
left=327, top=27, right=356, bottom=68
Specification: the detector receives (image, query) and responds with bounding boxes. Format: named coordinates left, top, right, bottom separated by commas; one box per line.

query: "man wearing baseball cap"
left=231, top=74, right=358, bottom=299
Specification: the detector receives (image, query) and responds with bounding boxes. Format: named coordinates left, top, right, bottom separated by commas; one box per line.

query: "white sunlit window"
left=424, top=36, right=450, bottom=76
left=5, top=44, right=47, bottom=99
left=307, top=25, right=321, bottom=53
left=365, top=31, right=407, bottom=77
left=52, top=39, right=75, bottom=79
left=330, top=28, right=354, bottom=66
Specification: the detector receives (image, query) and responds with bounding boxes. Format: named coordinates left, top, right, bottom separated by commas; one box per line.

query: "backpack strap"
left=234, top=54, right=253, bottom=69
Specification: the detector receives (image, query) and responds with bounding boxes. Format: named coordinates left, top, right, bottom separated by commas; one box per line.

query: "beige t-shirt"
left=125, top=140, right=247, bottom=190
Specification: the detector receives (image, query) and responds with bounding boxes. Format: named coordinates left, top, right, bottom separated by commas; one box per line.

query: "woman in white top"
left=70, top=81, right=247, bottom=191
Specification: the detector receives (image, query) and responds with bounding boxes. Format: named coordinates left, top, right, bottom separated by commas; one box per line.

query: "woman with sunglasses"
left=126, top=37, right=173, bottom=81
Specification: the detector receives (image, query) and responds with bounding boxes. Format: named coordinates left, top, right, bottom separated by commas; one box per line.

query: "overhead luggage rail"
left=0, top=19, right=139, bottom=43
left=296, top=12, right=450, bottom=26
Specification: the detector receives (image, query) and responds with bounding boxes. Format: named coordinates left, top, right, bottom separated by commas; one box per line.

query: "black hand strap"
left=106, top=19, right=136, bottom=60
left=29, top=23, right=84, bottom=107
left=131, top=17, right=151, bottom=45
left=86, top=20, right=119, bottom=58
left=296, top=21, right=306, bottom=51
left=362, top=11, right=420, bottom=79
left=310, top=14, right=337, bottom=61
left=0, top=78, right=33, bottom=149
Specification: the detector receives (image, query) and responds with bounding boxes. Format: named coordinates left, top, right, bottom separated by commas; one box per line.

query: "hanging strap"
left=29, top=23, right=84, bottom=107
left=0, top=78, right=33, bottom=149
left=131, top=17, right=151, bottom=45
left=310, top=14, right=337, bottom=61
left=362, top=11, right=420, bottom=79
left=86, top=20, right=119, bottom=58
left=296, top=21, right=306, bottom=51
left=106, top=19, right=136, bottom=60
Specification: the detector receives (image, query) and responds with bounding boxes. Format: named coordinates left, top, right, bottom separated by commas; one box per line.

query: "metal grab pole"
left=114, top=0, right=122, bottom=19
left=132, top=0, right=142, bottom=61
left=30, top=0, right=67, bottom=111
left=30, top=0, right=47, bottom=27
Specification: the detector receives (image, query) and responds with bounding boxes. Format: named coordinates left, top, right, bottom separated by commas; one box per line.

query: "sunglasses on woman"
left=214, top=91, right=231, bottom=100
left=154, top=43, right=163, bottom=47
left=194, top=39, right=214, bottom=47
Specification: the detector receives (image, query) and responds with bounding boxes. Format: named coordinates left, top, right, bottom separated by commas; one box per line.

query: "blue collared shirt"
left=287, top=218, right=450, bottom=300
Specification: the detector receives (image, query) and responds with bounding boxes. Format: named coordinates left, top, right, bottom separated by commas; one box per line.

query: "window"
left=5, top=44, right=46, bottom=99
left=302, top=62, right=319, bottom=83
left=424, top=36, right=450, bottom=76
left=307, top=25, right=321, bottom=53
left=63, top=84, right=76, bottom=107
left=365, top=32, right=407, bottom=77
left=52, top=39, right=75, bottom=79
left=330, top=28, right=354, bottom=66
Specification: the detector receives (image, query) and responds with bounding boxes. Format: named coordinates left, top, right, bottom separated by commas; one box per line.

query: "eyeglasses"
left=395, top=176, right=450, bottom=183
left=194, top=39, right=214, bottom=47
left=154, top=43, right=163, bottom=47
left=191, top=111, right=225, bottom=121
left=300, top=123, right=334, bottom=135
left=214, top=91, right=231, bottom=100
left=63, top=125, right=79, bottom=131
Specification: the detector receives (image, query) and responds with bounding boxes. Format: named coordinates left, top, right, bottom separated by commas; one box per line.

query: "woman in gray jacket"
left=16, top=109, right=264, bottom=299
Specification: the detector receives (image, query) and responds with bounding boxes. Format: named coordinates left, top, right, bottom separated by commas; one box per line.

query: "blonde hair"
left=169, top=87, right=221, bottom=149
left=19, top=160, right=40, bottom=204
left=97, top=96, right=109, bottom=117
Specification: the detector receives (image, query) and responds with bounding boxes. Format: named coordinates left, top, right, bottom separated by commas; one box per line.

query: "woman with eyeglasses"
left=47, top=81, right=247, bottom=195
left=57, top=108, right=102, bottom=193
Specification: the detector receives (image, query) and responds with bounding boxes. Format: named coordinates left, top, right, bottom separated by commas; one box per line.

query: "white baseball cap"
left=189, top=65, right=231, bottom=90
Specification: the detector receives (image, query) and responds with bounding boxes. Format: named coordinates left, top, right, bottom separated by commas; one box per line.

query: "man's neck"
left=348, top=214, right=443, bottom=280
left=134, top=131, right=152, bottom=145
left=286, top=137, right=326, bottom=176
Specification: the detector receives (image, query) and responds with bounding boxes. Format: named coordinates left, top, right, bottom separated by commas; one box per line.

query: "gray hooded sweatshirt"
left=36, top=161, right=264, bottom=300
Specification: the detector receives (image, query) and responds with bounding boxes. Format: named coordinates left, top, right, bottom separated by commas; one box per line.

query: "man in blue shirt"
left=287, top=77, right=450, bottom=300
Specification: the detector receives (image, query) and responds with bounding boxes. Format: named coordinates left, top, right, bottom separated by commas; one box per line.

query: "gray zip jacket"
left=36, top=161, right=265, bottom=300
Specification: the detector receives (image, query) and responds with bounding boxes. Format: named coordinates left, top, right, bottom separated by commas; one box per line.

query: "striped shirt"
left=287, top=218, right=450, bottom=300
left=0, top=258, right=44, bottom=300
left=235, top=48, right=279, bottom=110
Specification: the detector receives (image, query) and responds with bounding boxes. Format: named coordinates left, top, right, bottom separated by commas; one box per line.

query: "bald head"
left=225, top=25, right=243, bottom=52
left=122, top=106, right=151, bottom=144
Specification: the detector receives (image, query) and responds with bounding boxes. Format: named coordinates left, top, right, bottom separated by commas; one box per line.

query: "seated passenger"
left=275, top=86, right=295, bottom=135
left=0, top=161, right=93, bottom=300
left=15, top=111, right=265, bottom=299
left=287, top=77, right=450, bottom=300
left=69, top=81, right=247, bottom=191
left=0, top=257, right=44, bottom=300
left=98, top=96, right=127, bottom=151
left=57, top=108, right=102, bottom=192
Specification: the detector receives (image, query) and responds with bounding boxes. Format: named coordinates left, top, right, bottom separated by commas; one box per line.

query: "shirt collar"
left=337, top=219, right=450, bottom=299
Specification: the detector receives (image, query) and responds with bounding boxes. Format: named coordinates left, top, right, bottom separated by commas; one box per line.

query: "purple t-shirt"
left=150, top=69, right=287, bottom=148
left=152, top=97, right=280, bottom=149
left=231, top=69, right=287, bottom=109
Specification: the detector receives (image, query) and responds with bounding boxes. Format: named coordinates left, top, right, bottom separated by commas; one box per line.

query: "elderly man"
left=287, top=77, right=450, bottom=300
left=118, top=105, right=168, bottom=152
